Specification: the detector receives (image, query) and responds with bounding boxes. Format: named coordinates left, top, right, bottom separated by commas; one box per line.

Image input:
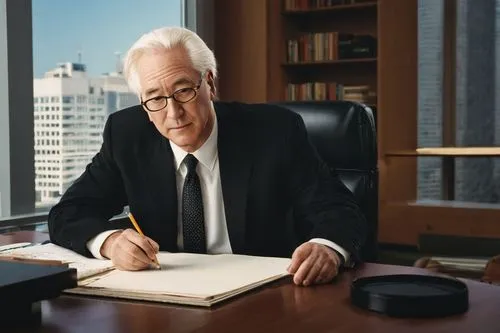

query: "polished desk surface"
left=2, top=231, right=500, bottom=333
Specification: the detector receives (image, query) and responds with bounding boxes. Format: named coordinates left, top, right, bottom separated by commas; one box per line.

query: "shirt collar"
left=169, top=116, right=218, bottom=172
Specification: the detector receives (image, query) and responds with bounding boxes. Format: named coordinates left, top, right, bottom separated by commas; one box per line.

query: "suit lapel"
left=216, top=103, right=253, bottom=254
left=137, top=126, right=178, bottom=251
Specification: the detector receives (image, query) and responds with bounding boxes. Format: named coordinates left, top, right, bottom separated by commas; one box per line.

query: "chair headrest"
left=270, top=101, right=377, bottom=169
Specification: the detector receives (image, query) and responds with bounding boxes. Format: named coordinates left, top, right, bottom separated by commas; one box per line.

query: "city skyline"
left=32, top=0, right=182, bottom=78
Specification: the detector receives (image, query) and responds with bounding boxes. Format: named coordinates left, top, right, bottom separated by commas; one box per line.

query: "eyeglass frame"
left=140, top=74, right=204, bottom=112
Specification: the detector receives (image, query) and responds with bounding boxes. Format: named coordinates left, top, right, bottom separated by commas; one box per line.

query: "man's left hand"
left=287, top=242, right=341, bottom=286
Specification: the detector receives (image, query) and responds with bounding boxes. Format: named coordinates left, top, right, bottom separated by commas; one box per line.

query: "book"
left=0, top=243, right=291, bottom=307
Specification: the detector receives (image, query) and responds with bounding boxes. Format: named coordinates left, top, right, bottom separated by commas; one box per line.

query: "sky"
left=32, top=0, right=182, bottom=77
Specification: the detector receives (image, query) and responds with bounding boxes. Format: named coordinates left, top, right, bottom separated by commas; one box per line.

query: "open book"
left=0, top=243, right=291, bottom=307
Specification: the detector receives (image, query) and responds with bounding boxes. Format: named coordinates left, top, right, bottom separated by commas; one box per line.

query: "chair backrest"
left=270, top=101, right=378, bottom=262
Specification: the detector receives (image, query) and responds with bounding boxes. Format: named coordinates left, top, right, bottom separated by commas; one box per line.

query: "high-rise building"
left=33, top=62, right=138, bottom=208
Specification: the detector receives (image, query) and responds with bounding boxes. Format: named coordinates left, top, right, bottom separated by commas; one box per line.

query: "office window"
left=375, top=0, right=500, bottom=244
left=0, top=0, right=185, bottom=223
left=417, top=0, right=500, bottom=204
left=31, top=0, right=183, bottom=212
left=61, top=96, right=73, bottom=104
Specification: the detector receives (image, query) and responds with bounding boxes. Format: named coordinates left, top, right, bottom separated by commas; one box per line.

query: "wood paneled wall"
left=213, top=0, right=269, bottom=102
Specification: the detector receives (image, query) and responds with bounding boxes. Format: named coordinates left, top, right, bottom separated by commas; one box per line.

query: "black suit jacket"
left=48, top=102, right=367, bottom=260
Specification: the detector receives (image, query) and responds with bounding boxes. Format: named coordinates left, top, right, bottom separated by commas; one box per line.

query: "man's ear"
left=207, top=71, right=217, bottom=100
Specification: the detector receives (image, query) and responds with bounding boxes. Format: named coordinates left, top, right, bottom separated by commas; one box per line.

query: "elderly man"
left=48, top=27, right=367, bottom=286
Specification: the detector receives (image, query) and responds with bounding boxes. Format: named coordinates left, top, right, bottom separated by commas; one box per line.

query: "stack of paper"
left=430, top=256, right=489, bottom=273
left=71, top=252, right=290, bottom=306
left=0, top=243, right=291, bottom=307
left=0, top=243, right=114, bottom=280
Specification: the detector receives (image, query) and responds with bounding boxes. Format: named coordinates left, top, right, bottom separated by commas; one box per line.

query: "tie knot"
left=184, top=154, right=198, bottom=173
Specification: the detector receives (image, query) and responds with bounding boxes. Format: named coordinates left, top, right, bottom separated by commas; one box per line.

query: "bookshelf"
left=282, top=58, right=377, bottom=66
left=267, top=0, right=378, bottom=106
left=283, top=1, right=378, bottom=13
left=214, top=0, right=419, bottom=245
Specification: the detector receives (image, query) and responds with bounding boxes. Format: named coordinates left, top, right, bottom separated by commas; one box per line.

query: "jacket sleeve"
left=286, top=112, right=368, bottom=263
left=48, top=114, right=127, bottom=257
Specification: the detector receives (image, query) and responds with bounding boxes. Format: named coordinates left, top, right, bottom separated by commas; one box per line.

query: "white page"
left=0, top=243, right=114, bottom=280
left=86, top=252, right=291, bottom=298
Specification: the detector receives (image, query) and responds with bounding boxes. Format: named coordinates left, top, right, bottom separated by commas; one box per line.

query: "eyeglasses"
left=141, top=77, right=203, bottom=112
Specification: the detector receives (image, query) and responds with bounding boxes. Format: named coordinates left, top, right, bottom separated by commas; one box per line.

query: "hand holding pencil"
left=100, top=214, right=161, bottom=271
left=127, top=213, right=161, bottom=270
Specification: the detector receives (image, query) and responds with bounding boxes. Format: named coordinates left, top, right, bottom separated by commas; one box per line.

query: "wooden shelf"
left=283, top=2, right=378, bottom=15
left=386, top=147, right=500, bottom=157
left=282, top=58, right=377, bottom=66
left=283, top=100, right=376, bottom=106
left=270, top=0, right=378, bottom=106
left=408, top=200, right=500, bottom=210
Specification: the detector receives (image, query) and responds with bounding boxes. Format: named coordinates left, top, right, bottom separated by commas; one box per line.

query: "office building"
left=33, top=62, right=138, bottom=208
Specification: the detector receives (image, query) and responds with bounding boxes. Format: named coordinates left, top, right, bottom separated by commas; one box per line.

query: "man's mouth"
left=171, top=123, right=191, bottom=130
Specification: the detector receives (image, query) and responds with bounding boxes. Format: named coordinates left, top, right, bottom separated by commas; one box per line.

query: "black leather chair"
left=271, top=101, right=378, bottom=262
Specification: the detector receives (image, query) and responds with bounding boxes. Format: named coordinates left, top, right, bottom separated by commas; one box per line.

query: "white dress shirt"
left=87, top=117, right=350, bottom=263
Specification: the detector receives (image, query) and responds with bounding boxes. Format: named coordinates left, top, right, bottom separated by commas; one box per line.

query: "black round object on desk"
left=350, top=274, right=469, bottom=318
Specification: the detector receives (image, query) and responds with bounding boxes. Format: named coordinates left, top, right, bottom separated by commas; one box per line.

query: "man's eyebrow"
left=143, top=88, right=159, bottom=98
left=172, top=77, right=194, bottom=88
left=142, top=77, right=196, bottom=99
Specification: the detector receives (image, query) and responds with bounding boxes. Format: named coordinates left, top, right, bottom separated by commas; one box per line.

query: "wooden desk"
left=2, top=231, right=500, bottom=333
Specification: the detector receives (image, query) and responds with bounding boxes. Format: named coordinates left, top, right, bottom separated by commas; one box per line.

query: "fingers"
left=107, top=229, right=159, bottom=271
left=290, top=243, right=341, bottom=286
left=314, top=262, right=336, bottom=285
left=293, top=255, right=316, bottom=286
left=288, top=243, right=313, bottom=274
left=302, top=257, right=323, bottom=286
left=145, top=236, right=161, bottom=268
left=146, top=237, right=160, bottom=252
left=123, top=229, right=158, bottom=261
left=114, top=240, right=152, bottom=270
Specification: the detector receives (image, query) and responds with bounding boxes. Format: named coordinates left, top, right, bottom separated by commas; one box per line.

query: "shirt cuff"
left=86, top=229, right=122, bottom=259
left=308, top=238, right=350, bottom=266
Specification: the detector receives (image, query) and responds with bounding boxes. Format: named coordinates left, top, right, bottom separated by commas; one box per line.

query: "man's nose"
left=166, top=100, right=184, bottom=119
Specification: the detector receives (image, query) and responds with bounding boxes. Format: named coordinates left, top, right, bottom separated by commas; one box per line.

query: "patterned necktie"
left=182, top=154, right=206, bottom=253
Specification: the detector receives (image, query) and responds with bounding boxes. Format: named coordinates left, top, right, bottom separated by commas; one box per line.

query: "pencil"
left=127, top=212, right=161, bottom=270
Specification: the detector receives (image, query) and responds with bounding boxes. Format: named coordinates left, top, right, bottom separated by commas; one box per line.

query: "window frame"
left=379, top=0, right=500, bottom=247
left=0, top=0, right=36, bottom=219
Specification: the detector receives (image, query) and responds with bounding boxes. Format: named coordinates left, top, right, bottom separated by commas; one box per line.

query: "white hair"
left=123, top=26, right=217, bottom=96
